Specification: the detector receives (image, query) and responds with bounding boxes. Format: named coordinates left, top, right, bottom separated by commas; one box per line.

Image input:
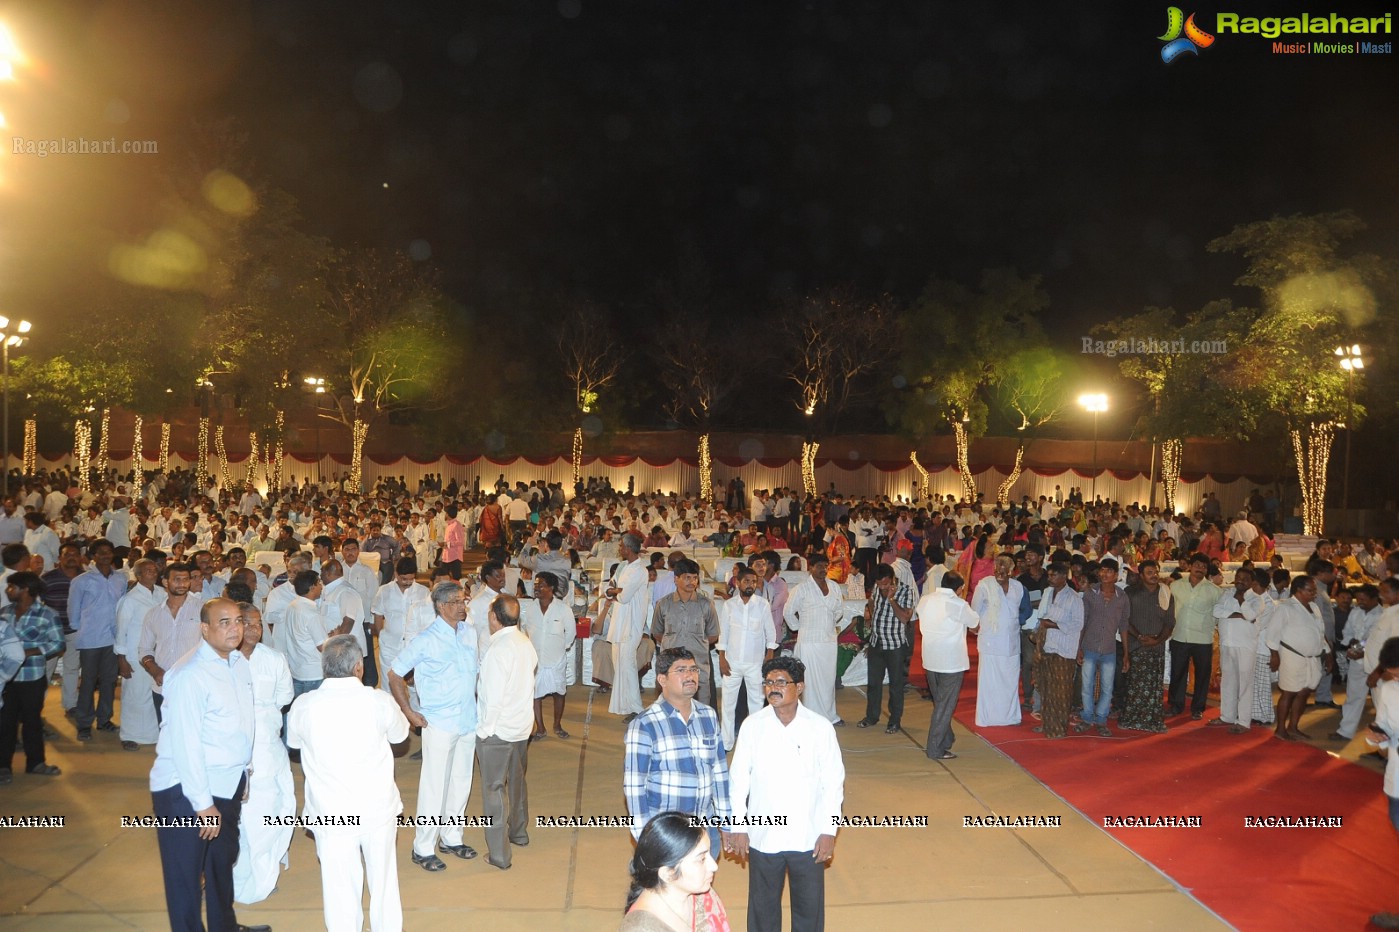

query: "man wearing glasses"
left=624, top=647, right=731, bottom=856
left=728, top=656, right=845, bottom=932
left=388, top=581, right=481, bottom=872
left=148, top=598, right=270, bottom=932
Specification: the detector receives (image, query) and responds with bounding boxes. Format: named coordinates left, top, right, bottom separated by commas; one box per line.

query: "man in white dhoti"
left=288, top=634, right=409, bottom=932
left=608, top=534, right=649, bottom=719
left=233, top=605, right=295, bottom=904
left=783, top=552, right=850, bottom=725
left=372, top=557, right=429, bottom=694
left=115, top=559, right=164, bottom=750
left=972, top=554, right=1026, bottom=726
left=1267, top=574, right=1332, bottom=741
left=406, top=513, right=431, bottom=575
left=521, top=572, right=575, bottom=740
left=717, top=565, right=776, bottom=749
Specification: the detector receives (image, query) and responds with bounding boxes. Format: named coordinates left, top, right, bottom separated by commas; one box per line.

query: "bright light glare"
left=16, top=320, right=30, bottom=333
left=1078, top=392, right=1108, bottom=413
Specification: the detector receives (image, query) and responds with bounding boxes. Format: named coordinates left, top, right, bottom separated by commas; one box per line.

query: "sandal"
left=554, top=728, right=570, bottom=739
left=26, top=763, right=61, bottom=776
left=856, top=719, right=878, bottom=729
left=1097, top=726, right=1112, bottom=738
left=884, top=724, right=900, bottom=735
left=411, top=851, right=447, bottom=872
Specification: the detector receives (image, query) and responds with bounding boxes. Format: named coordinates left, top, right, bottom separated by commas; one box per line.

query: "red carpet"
left=952, top=647, right=1399, bottom=930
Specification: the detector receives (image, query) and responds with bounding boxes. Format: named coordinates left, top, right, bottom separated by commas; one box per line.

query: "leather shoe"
left=485, top=857, right=511, bottom=870
left=237, top=924, right=272, bottom=932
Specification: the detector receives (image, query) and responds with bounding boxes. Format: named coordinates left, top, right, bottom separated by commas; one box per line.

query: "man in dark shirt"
left=1016, top=545, right=1048, bottom=712
left=1075, top=559, right=1131, bottom=736
left=41, top=543, right=83, bottom=716
left=360, top=520, right=399, bottom=585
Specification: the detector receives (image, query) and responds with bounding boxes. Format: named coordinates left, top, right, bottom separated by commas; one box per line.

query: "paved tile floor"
left=0, top=683, right=1225, bottom=931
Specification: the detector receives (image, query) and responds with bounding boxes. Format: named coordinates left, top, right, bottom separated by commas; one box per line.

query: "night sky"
left=3, top=0, right=1397, bottom=413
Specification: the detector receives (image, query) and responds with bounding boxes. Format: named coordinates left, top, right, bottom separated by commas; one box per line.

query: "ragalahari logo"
left=1159, top=7, right=1215, bottom=62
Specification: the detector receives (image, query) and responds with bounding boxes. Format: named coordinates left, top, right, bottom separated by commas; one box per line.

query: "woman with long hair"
left=621, top=812, right=729, bottom=931
left=957, top=530, right=997, bottom=601
left=479, top=496, right=505, bottom=550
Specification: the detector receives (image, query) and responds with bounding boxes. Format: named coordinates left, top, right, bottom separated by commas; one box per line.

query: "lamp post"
left=1078, top=392, right=1108, bottom=504
left=303, top=376, right=326, bottom=482
left=0, top=317, right=32, bottom=496
left=1335, top=344, right=1365, bottom=523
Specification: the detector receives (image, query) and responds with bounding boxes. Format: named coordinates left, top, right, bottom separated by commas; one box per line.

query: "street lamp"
left=303, top=376, right=326, bottom=482
left=1335, top=344, right=1365, bottom=523
left=0, top=316, right=32, bottom=496
left=1078, top=392, right=1108, bottom=504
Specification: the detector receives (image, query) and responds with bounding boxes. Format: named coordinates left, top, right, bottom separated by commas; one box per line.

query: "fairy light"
left=95, top=408, right=111, bottom=478
left=350, top=417, right=369, bottom=491
left=996, top=443, right=1024, bottom=508
left=160, top=422, right=171, bottom=473
left=800, top=440, right=819, bottom=497
left=214, top=425, right=230, bottom=489
left=22, top=419, right=36, bottom=476
left=1160, top=438, right=1183, bottom=514
left=697, top=433, right=712, bottom=502
left=953, top=420, right=976, bottom=503
left=1291, top=422, right=1334, bottom=536
left=909, top=451, right=930, bottom=503
left=572, top=426, right=584, bottom=486
left=247, top=431, right=261, bottom=489
left=271, top=410, right=285, bottom=494
left=131, top=414, right=143, bottom=480
left=196, top=417, right=209, bottom=487
left=74, top=420, right=91, bottom=491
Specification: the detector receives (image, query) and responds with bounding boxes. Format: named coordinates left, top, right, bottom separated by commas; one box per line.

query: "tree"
left=987, top=344, right=1071, bottom=506
left=1093, top=302, right=1249, bottom=514
left=896, top=269, right=1048, bottom=503
left=1207, top=212, right=1381, bottom=534
left=556, top=299, right=625, bottom=487
left=782, top=288, right=897, bottom=495
left=312, top=247, right=455, bottom=492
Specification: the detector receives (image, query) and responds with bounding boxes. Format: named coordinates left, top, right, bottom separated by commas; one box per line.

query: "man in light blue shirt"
left=388, top=580, right=480, bottom=872
left=69, top=540, right=130, bottom=740
left=148, top=597, right=267, bottom=932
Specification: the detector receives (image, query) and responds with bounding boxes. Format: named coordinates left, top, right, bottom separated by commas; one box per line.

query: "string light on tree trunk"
left=131, top=415, right=143, bottom=480
left=572, top=426, right=583, bottom=486
left=350, top=417, right=368, bottom=491
left=74, top=420, right=91, bottom=491
left=196, top=417, right=209, bottom=487
left=214, top=425, right=230, bottom=489
left=909, top=451, right=930, bottom=504
left=1160, top=438, right=1183, bottom=514
left=1290, top=422, right=1334, bottom=536
left=996, top=443, right=1025, bottom=508
left=272, top=410, right=285, bottom=494
left=160, top=422, right=171, bottom=473
left=800, top=440, right=819, bottom=497
left=22, top=419, right=36, bottom=476
left=95, top=408, right=110, bottom=478
left=247, top=432, right=262, bottom=489
left=952, top=420, right=976, bottom=504
left=697, top=433, right=712, bottom=502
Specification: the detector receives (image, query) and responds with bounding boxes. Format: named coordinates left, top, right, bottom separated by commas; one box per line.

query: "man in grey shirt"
left=650, top=558, right=720, bottom=705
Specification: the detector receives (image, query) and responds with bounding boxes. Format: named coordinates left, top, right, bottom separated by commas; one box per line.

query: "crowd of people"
left=1, top=464, right=1398, bottom=930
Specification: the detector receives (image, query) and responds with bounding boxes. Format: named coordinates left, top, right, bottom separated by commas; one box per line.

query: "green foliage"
left=895, top=268, right=1048, bottom=439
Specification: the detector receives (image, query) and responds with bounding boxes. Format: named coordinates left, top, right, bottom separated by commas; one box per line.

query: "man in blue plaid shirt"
left=624, top=647, right=731, bottom=857
left=1, top=572, right=65, bottom=782
left=858, top=564, right=916, bottom=735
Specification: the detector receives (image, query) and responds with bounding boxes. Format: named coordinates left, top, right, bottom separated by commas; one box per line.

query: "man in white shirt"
left=607, top=534, right=650, bottom=719
left=23, top=514, right=60, bottom=577
left=339, top=538, right=380, bottom=685
left=137, top=562, right=204, bottom=723
left=288, top=635, right=408, bottom=932
left=520, top=572, right=575, bottom=740
left=1212, top=568, right=1264, bottom=733
left=319, top=558, right=367, bottom=659
left=1267, top=574, right=1332, bottom=741
left=727, top=655, right=844, bottom=932
left=917, top=571, right=981, bottom=758
left=1334, top=583, right=1383, bottom=741
left=372, top=557, right=428, bottom=694
left=469, top=561, right=509, bottom=661
left=283, top=571, right=328, bottom=695
left=783, top=552, right=849, bottom=725
left=475, top=595, right=538, bottom=870
left=717, top=566, right=776, bottom=749
left=116, top=559, right=164, bottom=748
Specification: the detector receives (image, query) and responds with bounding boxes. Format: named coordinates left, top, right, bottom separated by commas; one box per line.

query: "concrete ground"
left=0, top=677, right=1229, bottom=932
